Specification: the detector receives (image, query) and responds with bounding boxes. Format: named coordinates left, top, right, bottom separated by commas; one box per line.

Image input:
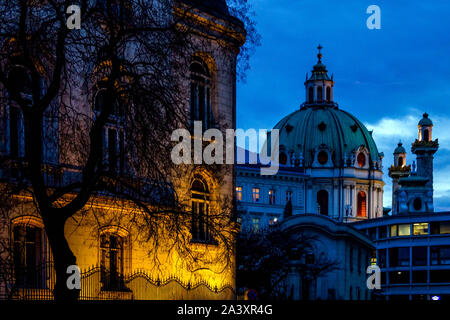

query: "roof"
left=394, top=142, right=406, bottom=154
left=418, top=112, right=433, bottom=126
left=181, top=0, right=229, bottom=16
left=272, top=106, right=381, bottom=167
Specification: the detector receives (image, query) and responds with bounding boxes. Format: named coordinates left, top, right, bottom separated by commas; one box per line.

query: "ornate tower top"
left=303, top=45, right=336, bottom=108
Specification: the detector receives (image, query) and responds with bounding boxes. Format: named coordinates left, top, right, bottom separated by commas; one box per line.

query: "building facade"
left=0, top=0, right=245, bottom=300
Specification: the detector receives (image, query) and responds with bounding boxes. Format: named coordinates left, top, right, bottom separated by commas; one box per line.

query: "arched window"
left=318, top=151, right=328, bottom=165
left=317, top=190, right=328, bottom=215
left=413, top=198, right=422, bottom=211
left=398, top=156, right=404, bottom=167
left=357, top=191, right=367, bottom=217
left=317, top=86, right=323, bottom=102
left=100, top=233, right=126, bottom=291
left=191, top=175, right=212, bottom=242
left=13, top=224, right=44, bottom=288
left=423, top=129, right=429, bottom=142
left=94, top=86, right=121, bottom=116
left=357, top=152, right=366, bottom=168
left=279, top=152, right=288, bottom=165
left=190, top=57, right=212, bottom=130
left=326, top=86, right=331, bottom=102
left=308, top=87, right=314, bottom=103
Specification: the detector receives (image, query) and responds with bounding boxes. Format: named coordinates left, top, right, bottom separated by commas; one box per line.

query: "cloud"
left=365, top=109, right=450, bottom=212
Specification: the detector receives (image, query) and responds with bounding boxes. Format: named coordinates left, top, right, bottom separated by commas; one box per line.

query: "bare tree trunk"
left=42, top=213, right=80, bottom=301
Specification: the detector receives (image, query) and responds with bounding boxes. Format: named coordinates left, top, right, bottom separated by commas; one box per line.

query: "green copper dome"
left=394, top=142, right=406, bottom=154
left=418, top=113, right=433, bottom=126
left=273, top=105, right=381, bottom=167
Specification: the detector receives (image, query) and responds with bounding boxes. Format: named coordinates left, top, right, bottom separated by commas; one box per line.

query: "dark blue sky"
left=236, top=0, right=450, bottom=211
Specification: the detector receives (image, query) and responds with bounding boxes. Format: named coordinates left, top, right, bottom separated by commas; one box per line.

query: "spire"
left=317, top=44, right=323, bottom=63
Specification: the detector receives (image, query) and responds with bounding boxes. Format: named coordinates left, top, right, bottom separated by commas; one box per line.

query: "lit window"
left=252, top=188, right=260, bottom=202
left=391, top=224, right=411, bottom=237
left=236, top=186, right=242, bottom=201
left=398, top=224, right=411, bottom=236
left=413, top=223, right=429, bottom=235
left=357, top=152, right=366, bottom=167
left=269, top=189, right=276, bottom=205
left=357, top=191, right=367, bottom=217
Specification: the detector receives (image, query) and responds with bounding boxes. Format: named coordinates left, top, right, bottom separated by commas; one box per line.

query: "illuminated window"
left=413, top=223, right=429, bottom=235
left=236, top=186, right=242, bottom=201
left=398, top=224, right=411, bottom=236
left=13, top=225, right=44, bottom=288
left=190, top=56, right=213, bottom=130
left=252, top=188, right=260, bottom=202
left=317, top=151, right=328, bottom=165
left=269, top=189, right=276, bottom=205
left=357, top=152, right=366, bottom=167
left=357, top=191, right=367, bottom=217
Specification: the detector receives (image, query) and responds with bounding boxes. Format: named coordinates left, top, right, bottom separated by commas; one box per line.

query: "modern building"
left=353, top=113, right=450, bottom=300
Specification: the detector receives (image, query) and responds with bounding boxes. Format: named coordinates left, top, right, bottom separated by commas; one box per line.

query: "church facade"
left=236, top=49, right=379, bottom=300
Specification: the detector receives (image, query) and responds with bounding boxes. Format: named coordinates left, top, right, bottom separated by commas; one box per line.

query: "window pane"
left=413, top=223, right=429, bottom=235
left=390, top=225, right=398, bottom=237
left=412, top=271, right=427, bottom=284
left=389, top=271, right=409, bottom=284
left=398, top=224, right=411, bottom=236
left=412, top=247, right=427, bottom=266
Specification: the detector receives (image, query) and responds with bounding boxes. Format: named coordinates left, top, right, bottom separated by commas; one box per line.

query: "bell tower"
left=412, top=113, right=439, bottom=192
left=389, top=142, right=411, bottom=214
left=303, top=45, right=335, bottom=107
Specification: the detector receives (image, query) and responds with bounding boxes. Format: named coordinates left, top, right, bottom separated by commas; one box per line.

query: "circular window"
left=318, top=151, right=328, bottom=165
left=357, top=152, right=366, bottom=167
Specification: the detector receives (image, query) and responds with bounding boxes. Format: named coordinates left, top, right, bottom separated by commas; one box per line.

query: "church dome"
left=272, top=46, right=381, bottom=169
left=274, top=106, right=381, bottom=168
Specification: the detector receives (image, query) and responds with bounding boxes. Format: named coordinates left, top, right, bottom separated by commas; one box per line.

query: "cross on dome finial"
left=317, top=44, right=323, bottom=63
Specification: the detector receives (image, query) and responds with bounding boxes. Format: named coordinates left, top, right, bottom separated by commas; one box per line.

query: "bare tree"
left=0, top=0, right=259, bottom=301
left=236, top=226, right=338, bottom=300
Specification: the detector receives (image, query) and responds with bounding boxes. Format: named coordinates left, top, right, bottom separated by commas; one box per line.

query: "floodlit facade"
left=0, top=0, right=245, bottom=300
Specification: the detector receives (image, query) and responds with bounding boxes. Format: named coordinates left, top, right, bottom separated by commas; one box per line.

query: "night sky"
left=236, top=0, right=450, bottom=211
